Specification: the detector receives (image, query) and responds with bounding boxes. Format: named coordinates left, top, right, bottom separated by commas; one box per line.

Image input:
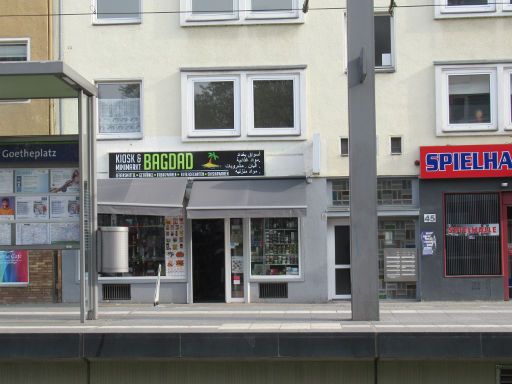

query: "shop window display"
left=251, top=217, right=299, bottom=276
left=98, top=214, right=185, bottom=278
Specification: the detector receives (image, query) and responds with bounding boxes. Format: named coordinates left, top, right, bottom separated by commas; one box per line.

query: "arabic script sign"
left=109, top=151, right=264, bottom=178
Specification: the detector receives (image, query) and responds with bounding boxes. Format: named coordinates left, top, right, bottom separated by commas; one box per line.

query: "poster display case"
left=0, top=167, right=81, bottom=249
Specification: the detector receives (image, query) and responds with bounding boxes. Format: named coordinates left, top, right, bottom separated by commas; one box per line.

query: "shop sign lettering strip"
left=446, top=223, right=500, bottom=236
left=109, top=151, right=264, bottom=178
left=420, top=144, right=512, bottom=179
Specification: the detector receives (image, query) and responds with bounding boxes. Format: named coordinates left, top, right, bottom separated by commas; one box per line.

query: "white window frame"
left=373, top=13, right=395, bottom=71
left=434, top=0, right=512, bottom=18
left=92, top=0, right=142, bottom=25
left=182, top=69, right=306, bottom=140
left=247, top=73, right=302, bottom=136
left=0, top=38, right=30, bottom=62
left=390, top=136, right=402, bottom=155
left=343, top=12, right=395, bottom=73
left=96, top=79, right=143, bottom=140
left=184, top=75, right=241, bottom=138
left=245, top=0, right=300, bottom=20
left=183, top=0, right=238, bottom=22
left=180, top=0, right=303, bottom=25
left=0, top=38, right=30, bottom=104
left=436, top=66, right=498, bottom=134
left=339, top=137, right=349, bottom=157
left=505, top=68, right=512, bottom=131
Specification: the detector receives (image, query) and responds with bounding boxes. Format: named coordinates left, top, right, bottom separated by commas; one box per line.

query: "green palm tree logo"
left=203, top=152, right=220, bottom=168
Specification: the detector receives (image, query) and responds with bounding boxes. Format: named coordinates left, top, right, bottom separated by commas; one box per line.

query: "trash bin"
left=97, top=227, right=129, bottom=273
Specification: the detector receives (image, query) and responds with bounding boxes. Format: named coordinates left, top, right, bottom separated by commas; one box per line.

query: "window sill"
left=435, top=10, right=512, bottom=19
left=436, top=130, right=510, bottom=137
left=250, top=275, right=303, bottom=283
left=92, top=19, right=142, bottom=26
left=99, top=277, right=187, bottom=283
left=97, top=134, right=143, bottom=141
left=180, top=17, right=304, bottom=27
left=181, top=135, right=306, bottom=142
left=376, top=67, right=396, bottom=74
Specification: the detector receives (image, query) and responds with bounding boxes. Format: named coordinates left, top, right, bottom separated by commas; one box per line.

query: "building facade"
left=54, top=0, right=512, bottom=303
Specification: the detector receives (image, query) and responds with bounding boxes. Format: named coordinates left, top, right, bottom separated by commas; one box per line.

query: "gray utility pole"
left=347, top=0, right=380, bottom=320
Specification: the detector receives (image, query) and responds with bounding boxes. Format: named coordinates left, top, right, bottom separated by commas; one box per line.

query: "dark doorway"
left=334, top=225, right=351, bottom=296
left=192, top=219, right=225, bottom=302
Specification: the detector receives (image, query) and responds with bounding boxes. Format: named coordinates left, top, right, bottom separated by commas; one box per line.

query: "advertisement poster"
left=15, top=196, right=49, bottom=220
left=50, top=222, right=80, bottom=244
left=16, top=223, right=50, bottom=245
left=0, top=250, right=28, bottom=285
left=0, top=196, right=15, bottom=221
left=0, top=170, right=13, bottom=193
left=50, top=169, right=80, bottom=193
left=421, top=231, right=437, bottom=256
left=109, top=150, right=264, bottom=178
left=15, top=169, right=49, bottom=193
left=164, top=215, right=186, bottom=278
left=0, top=224, right=11, bottom=245
left=50, top=195, right=80, bottom=219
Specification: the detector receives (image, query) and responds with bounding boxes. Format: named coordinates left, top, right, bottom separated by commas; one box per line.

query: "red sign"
left=420, top=144, right=512, bottom=179
left=446, top=224, right=499, bottom=237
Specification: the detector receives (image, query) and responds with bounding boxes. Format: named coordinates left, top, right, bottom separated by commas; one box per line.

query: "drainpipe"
left=58, top=0, right=63, bottom=134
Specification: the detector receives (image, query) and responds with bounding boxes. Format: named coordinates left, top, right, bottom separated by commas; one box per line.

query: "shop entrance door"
left=192, top=219, right=225, bottom=302
left=328, top=220, right=351, bottom=299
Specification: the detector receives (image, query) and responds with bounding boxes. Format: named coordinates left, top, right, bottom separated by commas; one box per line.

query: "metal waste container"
left=97, top=227, right=129, bottom=273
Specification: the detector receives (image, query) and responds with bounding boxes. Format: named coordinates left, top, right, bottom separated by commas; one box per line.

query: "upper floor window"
left=434, top=64, right=512, bottom=135
left=374, top=14, right=394, bottom=69
left=93, top=0, right=142, bottom=24
left=181, top=0, right=302, bottom=25
left=344, top=14, right=395, bottom=72
left=97, top=80, right=142, bottom=139
left=181, top=68, right=306, bottom=140
left=0, top=39, right=29, bottom=62
left=436, top=0, right=512, bottom=17
left=0, top=39, right=29, bottom=103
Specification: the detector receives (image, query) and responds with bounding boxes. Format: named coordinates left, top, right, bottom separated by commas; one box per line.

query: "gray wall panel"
left=379, top=361, right=496, bottom=384
left=0, top=362, right=87, bottom=384
left=90, top=361, right=374, bottom=384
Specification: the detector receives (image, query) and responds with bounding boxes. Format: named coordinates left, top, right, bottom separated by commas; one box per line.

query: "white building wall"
left=60, top=0, right=512, bottom=179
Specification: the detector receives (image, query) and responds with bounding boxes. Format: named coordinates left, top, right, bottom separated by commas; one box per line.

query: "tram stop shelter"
left=0, top=61, right=97, bottom=323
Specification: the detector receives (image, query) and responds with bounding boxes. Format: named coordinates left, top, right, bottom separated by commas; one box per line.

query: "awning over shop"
left=97, top=178, right=187, bottom=216
left=187, top=179, right=307, bottom=219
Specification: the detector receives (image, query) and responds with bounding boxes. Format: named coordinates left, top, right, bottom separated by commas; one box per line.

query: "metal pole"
left=88, top=95, right=99, bottom=320
left=78, top=91, right=86, bottom=323
left=347, top=0, right=380, bottom=320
